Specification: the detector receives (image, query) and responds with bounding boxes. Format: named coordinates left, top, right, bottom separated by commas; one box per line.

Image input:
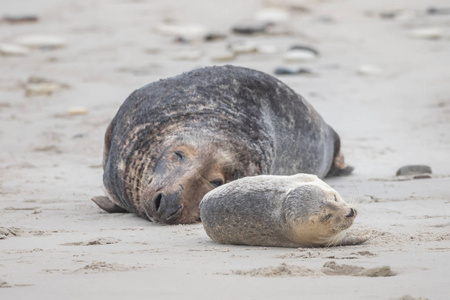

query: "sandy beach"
left=0, top=0, right=449, bottom=299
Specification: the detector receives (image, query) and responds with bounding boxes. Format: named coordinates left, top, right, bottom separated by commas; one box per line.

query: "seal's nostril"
left=346, top=208, right=355, bottom=218
left=153, top=193, right=163, bottom=212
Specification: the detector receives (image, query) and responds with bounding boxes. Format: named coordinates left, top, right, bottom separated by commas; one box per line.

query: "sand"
left=0, top=0, right=449, bottom=299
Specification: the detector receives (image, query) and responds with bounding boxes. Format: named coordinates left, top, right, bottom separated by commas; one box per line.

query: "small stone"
left=255, top=8, right=290, bottom=24
left=256, top=44, right=279, bottom=54
left=289, top=45, right=319, bottom=56
left=284, top=49, right=317, bottom=62
left=15, top=34, right=66, bottom=49
left=0, top=43, right=29, bottom=56
left=24, top=77, right=69, bottom=96
left=144, top=48, right=161, bottom=54
left=172, top=49, right=202, bottom=61
left=154, top=23, right=207, bottom=41
left=0, top=279, right=12, bottom=288
left=3, top=15, right=38, bottom=23
left=379, top=9, right=402, bottom=19
left=396, top=165, right=432, bottom=176
left=211, top=51, right=235, bottom=62
left=360, top=265, right=392, bottom=277
left=274, top=67, right=313, bottom=76
left=409, top=28, right=443, bottom=40
left=357, top=65, right=383, bottom=76
left=67, top=107, right=88, bottom=116
left=228, top=40, right=258, bottom=54
left=427, top=7, right=450, bottom=15
left=316, top=16, right=335, bottom=23
left=232, top=22, right=267, bottom=35
left=204, top=32, right=227, bottom=42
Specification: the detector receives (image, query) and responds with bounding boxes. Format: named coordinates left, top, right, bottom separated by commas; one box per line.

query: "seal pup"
left=200, top=174, right=369, bottom=248
left=92, top=65, right=353, bottom=224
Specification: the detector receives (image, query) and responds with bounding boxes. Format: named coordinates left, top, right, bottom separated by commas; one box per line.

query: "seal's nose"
left=345, top=208, right=356, bottom=218
left=152, top=192, right=183, bottom=223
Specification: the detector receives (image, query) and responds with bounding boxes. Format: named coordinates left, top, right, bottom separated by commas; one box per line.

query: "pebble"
left=228, top=40, right=258, bottom=54
left=3, top=15, right=38, bottom=23
left=409, top=28, right=443, bottom=40
left=256, top=44, right=279, bottom=54
left=316, top=16, right=335, bottom=24
left=15, top=34, right=66, bottom=49
left=0, top=279, right=12, bottom=288
left=427, top=7, right=450, bottom=15
left=357, top=64, right=383, bottom=76
left=255, top=8, right=290, bottom=24
left=396, top=165, right=432, bottom=176
left=24, top=76, right=69, bottom=96
left=172, top=49, right=202, bottom=61
left=67, top=107, right=88, bottom=116
left=232, top=22, right=267, bottom=35
left=154, top=23, right=207, bottom=41
left=284, top=49, right=317, bottom=62
left=274, top=67, right=313, bottom=76
left=204, top=32, right=227, bottom=42
left=379, top=9, right=403, bottom=19
left=289, top=45, right=319, bottom=56
left=0, top=43, right=29, bottom=56
left=211, top=51, right=235, bottom=62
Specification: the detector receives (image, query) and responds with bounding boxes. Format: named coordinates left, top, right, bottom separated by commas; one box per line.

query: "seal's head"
left=139, top=138, right=237, bottom=224
left=284, top=181, right=357, bottom=247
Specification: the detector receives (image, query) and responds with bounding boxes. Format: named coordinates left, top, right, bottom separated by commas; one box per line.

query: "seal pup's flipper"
left=92, top=196, right=128, bottom=213
left=336, top=231, right=372, bottom=246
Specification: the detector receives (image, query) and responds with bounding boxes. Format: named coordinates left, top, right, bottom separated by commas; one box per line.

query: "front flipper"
left=326, top=151, right=354, bottom=177
left=92, top=196, right=128, bottom=213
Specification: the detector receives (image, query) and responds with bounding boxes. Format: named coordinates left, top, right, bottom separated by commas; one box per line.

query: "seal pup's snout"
left=345, top=208, right=356, bottom=218
left=151, top=192, right=183, bottom=224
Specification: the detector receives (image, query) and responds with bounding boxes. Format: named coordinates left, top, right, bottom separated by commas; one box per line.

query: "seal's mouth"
left=165, top=206, right=183, bottom=223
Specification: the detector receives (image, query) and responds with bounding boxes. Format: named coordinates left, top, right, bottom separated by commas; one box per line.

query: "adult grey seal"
left=200, top=174, right=369, bottom=247
left=92, top=65, right=353, bottom=224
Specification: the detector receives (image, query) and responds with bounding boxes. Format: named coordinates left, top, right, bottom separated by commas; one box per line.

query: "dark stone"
left=232, top=23, right=267, bottom=35
left=3, top=15, right=38, bottom=23
left=274, top=67, right=313, bottom=76
left=427, top=7, right=450, bottom=15
left=204, top=32, right=227, bottom=41
left=396, top=165, right=432, bottom=176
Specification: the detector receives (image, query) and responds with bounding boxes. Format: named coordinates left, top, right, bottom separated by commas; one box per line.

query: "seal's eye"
left=322, top=214, right=332, bottom=222
left=334, top=195, right=338, bottom=202
left=174, top=151, right=184, bottom=161
left=210, top=179, right=224, bottom=188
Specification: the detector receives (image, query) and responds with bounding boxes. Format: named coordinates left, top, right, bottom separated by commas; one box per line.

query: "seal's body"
left=200, top=174, right=368, bottom=248
left=92, top=65, right=353, bottom=224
